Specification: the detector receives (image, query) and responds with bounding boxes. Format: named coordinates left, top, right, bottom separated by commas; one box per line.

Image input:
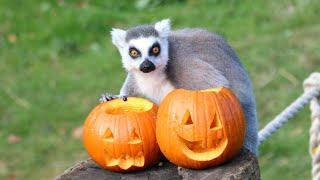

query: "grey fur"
left=125, top=25, right=159, bottom=42
left=119, top=73, right=140, bottom=96
left=165, top=28, right=258, bottom=154
left=116, top=27, right=258, bottom=154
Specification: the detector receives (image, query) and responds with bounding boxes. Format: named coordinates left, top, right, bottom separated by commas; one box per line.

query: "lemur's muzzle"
left=139, top=59, right=156, bottom=73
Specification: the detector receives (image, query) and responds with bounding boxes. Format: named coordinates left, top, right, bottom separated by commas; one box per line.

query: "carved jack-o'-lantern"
left=83, top=97, right=161, bottom=172
left=156, top=87, right=245, bottom=169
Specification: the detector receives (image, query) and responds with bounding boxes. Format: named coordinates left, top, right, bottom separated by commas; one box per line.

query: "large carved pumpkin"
left=83, top=97, right=161, bottom=172
left=156, top=87, right=245, bottom=169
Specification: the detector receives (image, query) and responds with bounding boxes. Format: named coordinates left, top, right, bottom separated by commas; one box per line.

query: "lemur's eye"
left=152, top=47, right=159, bottom=54
left=149, top=42, right=161, bottom=56
left=129, top=48, right=140, bottom=58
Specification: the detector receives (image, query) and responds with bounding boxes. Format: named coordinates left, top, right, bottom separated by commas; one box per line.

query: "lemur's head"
left=111, top=19, right=170, bottom=74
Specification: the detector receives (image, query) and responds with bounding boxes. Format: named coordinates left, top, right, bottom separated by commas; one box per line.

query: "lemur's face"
left=122, top=36, right=168, bottom=73
left=111, top=19, right=170, bottom=74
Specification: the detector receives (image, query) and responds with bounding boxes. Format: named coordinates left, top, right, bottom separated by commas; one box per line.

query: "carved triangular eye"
left=182, top=111, right=193, bottom=125
left=129, top=128, right=142, bottom=144
left=210, top=113, right=219, bottom=129
left=103, top=128, right=114, bottom=142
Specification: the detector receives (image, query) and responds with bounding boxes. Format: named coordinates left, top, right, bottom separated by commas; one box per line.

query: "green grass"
left=0, top=0, right=319, bottom=179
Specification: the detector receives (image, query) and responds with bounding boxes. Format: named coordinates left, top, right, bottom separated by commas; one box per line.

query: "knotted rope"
left=258, top=72, right=320, bottom=145
left=303, top=73, right=320, bottom=180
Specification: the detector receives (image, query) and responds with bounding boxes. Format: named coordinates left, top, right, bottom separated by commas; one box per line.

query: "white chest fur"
left=134, top=71, right=175, bottom=104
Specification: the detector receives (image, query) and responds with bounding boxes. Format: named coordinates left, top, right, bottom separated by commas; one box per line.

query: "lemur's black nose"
left=139, top=59, right=156, bottom=73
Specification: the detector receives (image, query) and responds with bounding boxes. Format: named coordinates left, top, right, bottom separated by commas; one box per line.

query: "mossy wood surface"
left=56, top=148, right=260, bottom=180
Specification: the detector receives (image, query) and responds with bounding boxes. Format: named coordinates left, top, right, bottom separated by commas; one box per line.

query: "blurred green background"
left=0, top=0, right=319, bottom=179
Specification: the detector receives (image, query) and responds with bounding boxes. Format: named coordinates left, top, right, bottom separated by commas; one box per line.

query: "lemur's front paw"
left=99, top=93, right=128, bottom=103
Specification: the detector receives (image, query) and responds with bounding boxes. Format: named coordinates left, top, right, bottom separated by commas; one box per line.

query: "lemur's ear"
left=111, top=28, right=126, bottom=48
left=155, top=19, right=171, bottom=38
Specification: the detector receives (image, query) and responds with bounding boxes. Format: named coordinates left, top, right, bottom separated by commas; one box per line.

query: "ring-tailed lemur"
left=100, top=19, right=258, bottom=154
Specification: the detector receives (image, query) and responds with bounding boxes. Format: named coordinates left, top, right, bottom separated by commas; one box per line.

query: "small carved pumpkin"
left=156, top=87, right=245, bottom=169
left=83, top=97, right=161, bottom=172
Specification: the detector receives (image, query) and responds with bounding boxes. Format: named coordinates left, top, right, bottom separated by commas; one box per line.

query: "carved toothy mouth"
left=177, top=134, right=228, bottom=161
left=104, top=151, right=145, bottom=170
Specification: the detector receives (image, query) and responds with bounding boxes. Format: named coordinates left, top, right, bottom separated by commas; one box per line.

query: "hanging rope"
left=258, top=72, right=320, bottom=145
left=303, top=73, right=320, bottom=180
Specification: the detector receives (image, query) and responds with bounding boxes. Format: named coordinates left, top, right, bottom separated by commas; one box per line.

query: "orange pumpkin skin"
left=156, top=87, right=246, bottom=169
left=83, top=97, right=161, bottom=172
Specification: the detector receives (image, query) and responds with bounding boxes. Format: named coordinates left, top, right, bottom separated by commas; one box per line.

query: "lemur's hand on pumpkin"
left=99, top=93, right=127, bottom=103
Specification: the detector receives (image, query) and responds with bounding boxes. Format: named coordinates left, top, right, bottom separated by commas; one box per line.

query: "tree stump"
left=56, top=148, right=260, bottom=180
